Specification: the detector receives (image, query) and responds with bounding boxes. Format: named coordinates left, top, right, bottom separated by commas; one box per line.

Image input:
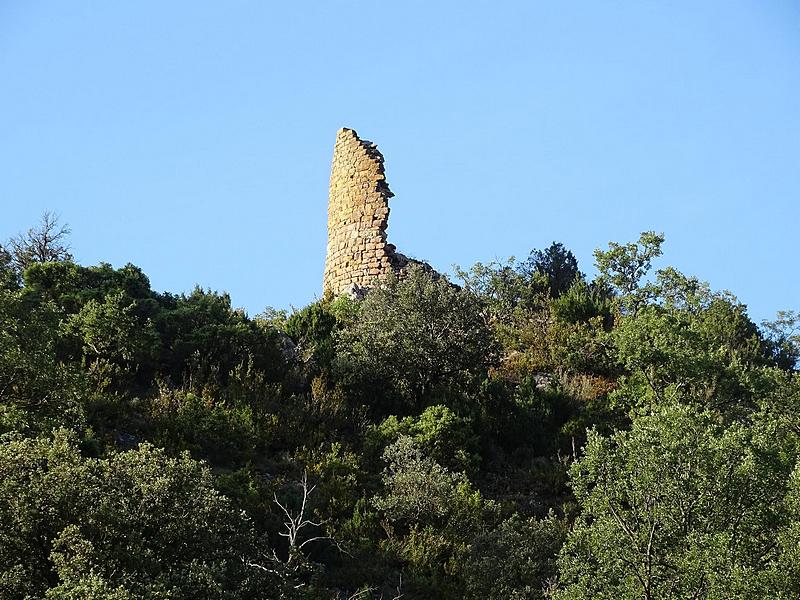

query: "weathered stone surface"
left=323, top=128, right=433, bottom=296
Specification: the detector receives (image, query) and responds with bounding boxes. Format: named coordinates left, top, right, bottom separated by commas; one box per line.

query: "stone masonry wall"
left=323, top=128, right=414, bottom=296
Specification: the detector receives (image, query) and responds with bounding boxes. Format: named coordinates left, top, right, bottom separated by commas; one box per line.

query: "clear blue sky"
left=1, top=1, right=798, bottom=322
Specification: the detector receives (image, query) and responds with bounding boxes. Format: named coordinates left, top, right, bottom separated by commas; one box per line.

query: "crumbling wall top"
left=323, top=128, right=422, bottom=296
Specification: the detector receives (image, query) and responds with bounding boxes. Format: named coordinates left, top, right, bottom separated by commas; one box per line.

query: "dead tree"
left=274, top=470, right=332, bottom=564
left=8, top=211, right=73, bottom=272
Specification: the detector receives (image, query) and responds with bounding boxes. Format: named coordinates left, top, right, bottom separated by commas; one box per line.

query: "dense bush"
left=1, top=218, right=798, bottom=599
left=0, top=430, right=289, bottom=599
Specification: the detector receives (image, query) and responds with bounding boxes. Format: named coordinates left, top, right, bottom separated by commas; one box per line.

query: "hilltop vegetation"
left=1, top=214, right=798, bottom=599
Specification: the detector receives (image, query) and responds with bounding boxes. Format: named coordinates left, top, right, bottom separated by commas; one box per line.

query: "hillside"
left=0, top=215, right=798, bottom=599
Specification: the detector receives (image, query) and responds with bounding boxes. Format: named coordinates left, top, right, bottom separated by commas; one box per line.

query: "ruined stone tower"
left=323, top=128, right=419, bottom=296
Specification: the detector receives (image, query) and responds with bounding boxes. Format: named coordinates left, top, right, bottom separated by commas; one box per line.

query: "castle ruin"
left=323, top=128, right=426, bottom=296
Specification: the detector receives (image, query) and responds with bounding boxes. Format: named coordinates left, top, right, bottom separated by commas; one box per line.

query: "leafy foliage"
left=524, top=242, right=583, bottom=298
left=460, top=514, right=566, bottom=600
left=337, top=265, right=494, bottom=415
left=1, top=216, right=798, bottom=599
left=0, top=430, right=290, bottom=599
left=555, top=404, right=796, bottom=600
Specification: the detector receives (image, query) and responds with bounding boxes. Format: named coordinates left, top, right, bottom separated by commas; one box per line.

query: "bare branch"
left=273, top=470, right=337, bottom=563
left=8, top=211, right=73, bottom=272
